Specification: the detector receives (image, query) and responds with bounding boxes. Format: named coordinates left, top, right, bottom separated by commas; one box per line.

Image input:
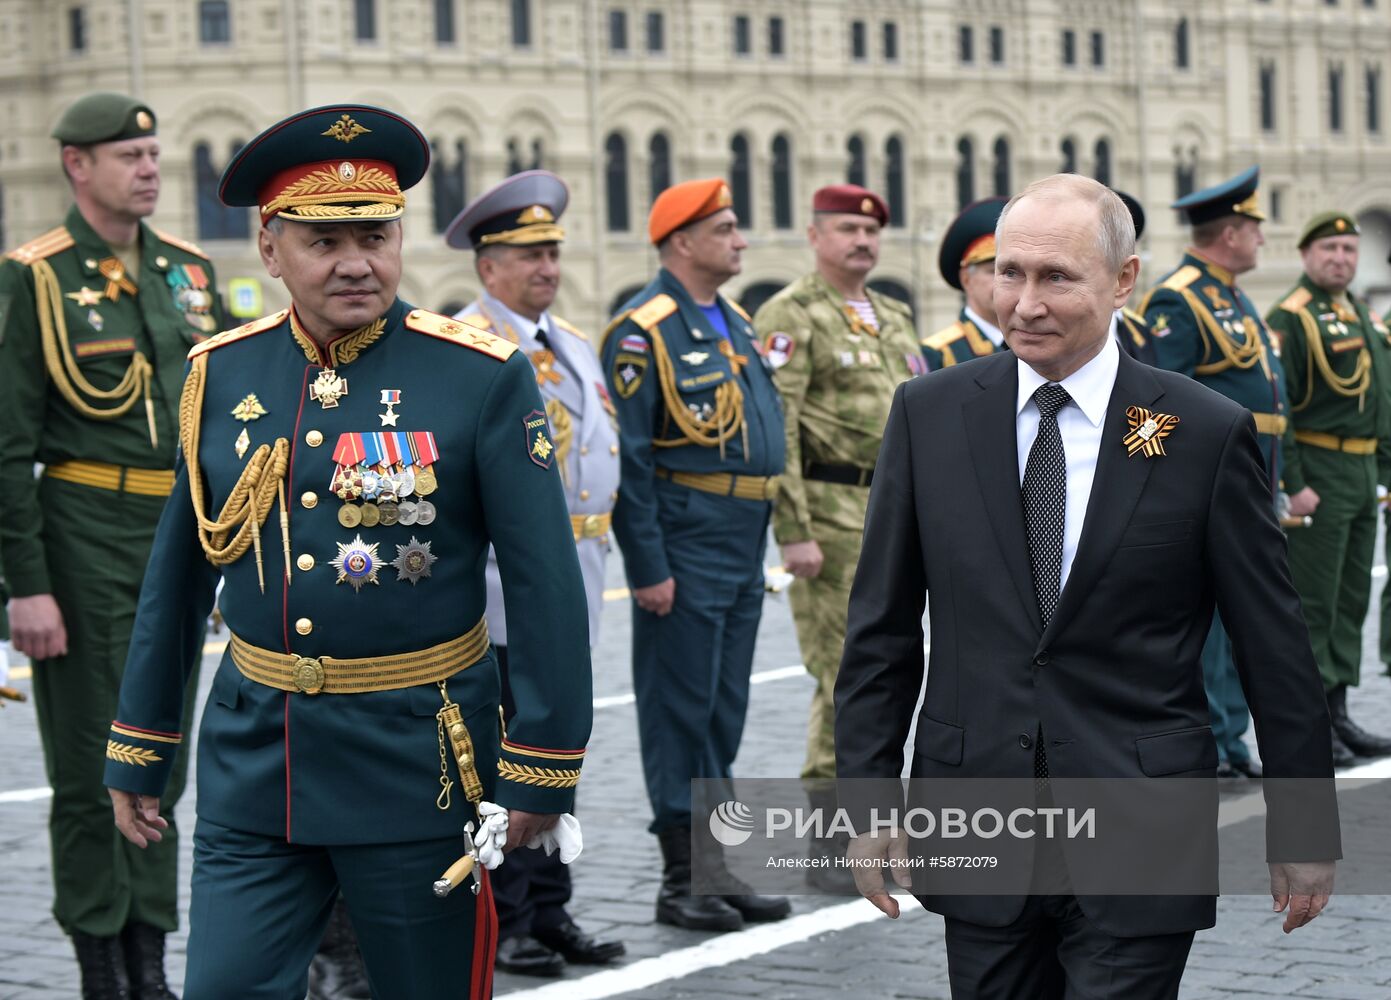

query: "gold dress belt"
left=45, top=459, right=176, bottom=497
left=1294, top=430, right=1377, bottom=455
left=1250, top=412, right=1288, bottom=436
left=230, top=618, right=490, bottom=695
left=571, top=512, right=612, bottom=540
left=655, top=467, right=780, bottom=501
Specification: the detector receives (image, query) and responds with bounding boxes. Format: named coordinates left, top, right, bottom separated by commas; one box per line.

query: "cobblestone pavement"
left=3, top=534, right=1391, bottom=999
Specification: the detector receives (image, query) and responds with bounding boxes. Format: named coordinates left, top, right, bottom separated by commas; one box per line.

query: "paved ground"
left=3, top=532, right=1391, bottom=999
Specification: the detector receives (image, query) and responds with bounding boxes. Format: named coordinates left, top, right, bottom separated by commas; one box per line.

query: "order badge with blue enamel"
left=330, top=534, right=381, bottom=590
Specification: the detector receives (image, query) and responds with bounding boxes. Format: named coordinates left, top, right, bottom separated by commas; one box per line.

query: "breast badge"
left=330, top=535, right=382, bottom=590
left=310, top=369, right=349, bottom=408
left=231, top=394, right=268, bottom=422
left=392, top=536, right=437, bottom=584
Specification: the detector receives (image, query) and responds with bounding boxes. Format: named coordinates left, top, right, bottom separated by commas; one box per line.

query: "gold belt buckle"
left=294, top=656, right=326, bottom=695
left=581, top=514, right=603, bottom=538
left=763, top=476, right=780, bottom=501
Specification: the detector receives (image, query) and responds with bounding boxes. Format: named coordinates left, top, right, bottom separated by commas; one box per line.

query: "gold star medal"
left=392, top=536, right=437, bottom=584
left=329, top=534, right=381, bottom=591
left=310, top=369, right=348, bottom=409
left=379, top=389, right=401, bottom=426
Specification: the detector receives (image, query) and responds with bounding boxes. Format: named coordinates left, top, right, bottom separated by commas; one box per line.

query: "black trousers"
left=493, top=644, right=574, bottom=941
left=942, top=894, right=1194, bottom=1000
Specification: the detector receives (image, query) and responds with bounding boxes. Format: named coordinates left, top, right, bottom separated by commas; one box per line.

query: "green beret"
left=51, top=92, right=157, bottom=145
left=1298, top=211, right=1360, bottom=249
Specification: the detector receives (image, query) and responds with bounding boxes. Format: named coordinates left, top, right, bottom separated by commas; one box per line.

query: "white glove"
left=526, top=812, right=584, bottom=864
left=475, top=801, right=509, bottom=871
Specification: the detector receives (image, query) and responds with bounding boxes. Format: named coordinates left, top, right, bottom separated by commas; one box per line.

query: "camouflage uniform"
left=754, top=273, right=922, bottom=779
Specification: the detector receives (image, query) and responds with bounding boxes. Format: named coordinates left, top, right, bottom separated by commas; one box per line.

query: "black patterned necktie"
left=1022, top=382, right=1071, bottom=783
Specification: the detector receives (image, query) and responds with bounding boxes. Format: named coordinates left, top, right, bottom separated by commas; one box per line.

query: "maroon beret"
left=812, top=184, right=888, bottom=226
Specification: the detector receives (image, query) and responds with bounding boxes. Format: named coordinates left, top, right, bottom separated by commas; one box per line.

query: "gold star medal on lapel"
left=330, top=534, right=381, bottom=591
left=310, top=369, right=348, bottom=409
left=1124, top=405, right=1180, bottom=458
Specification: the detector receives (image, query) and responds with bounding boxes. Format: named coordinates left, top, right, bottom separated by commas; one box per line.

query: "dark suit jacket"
left=835, top=348, right=1338, bottom=937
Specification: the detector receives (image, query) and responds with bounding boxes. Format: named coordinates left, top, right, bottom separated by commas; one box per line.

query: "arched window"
left=991, top=137, right=1010, bottom=197
left=195, top=140, right=250, bottom=240
left=430, top=139, right=467, bottom=234
left=1173, top=146, right=1197, bottom=200
left=846, top=134, right=866, bottom=187
left=739, top=281, right=787, bottom=319
left=1174, top=18, right=1189, bottom=69
left=1093, top=138, right=1112, bottom=187
left=604, top=132, right=629, bottom=232
left=1060, top=137, right=1077, bottom=173
left=771, top=133, right=793, bottom=229
left=955, top=137, right=974, bottom=209
left=884, top=135, right=905, bottom=227
left=506, top=139, right=524, bottom=175
left=649, top=132, right=671, bottom=203
left=530, top=138, right=544, bottom=170
left=730, top=133, right=752, bottom=226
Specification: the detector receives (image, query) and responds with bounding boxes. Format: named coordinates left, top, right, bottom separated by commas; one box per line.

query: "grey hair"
left=996, top=174, right=1136, bottom=272
left=263, top=216, right=285, bottom=235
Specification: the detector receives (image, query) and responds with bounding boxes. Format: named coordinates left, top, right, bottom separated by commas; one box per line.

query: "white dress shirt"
left=1015, top=336, right=1120, bottom=590
left=964, top=305, right=1006, bottom=348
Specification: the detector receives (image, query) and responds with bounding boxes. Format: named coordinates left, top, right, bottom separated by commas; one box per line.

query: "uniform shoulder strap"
left=921, top=321, right=966, bottom=350
left=550, top=314, right=589, bottom=341
left=629, top=294, right=678, bottom=331
left=405, top=308, right=518, bottom=362
left=725, top=297, right=751, bottom=322
left=458, top=312, right=494, bottom=332
left=1161, top=265, right=1202, bottom=292
left=153, top=229, right=210, bottom=260
left=1278, top=286, right=1313, bottom=314
left=188, top=309, right=290, bottom=359
left=6, top=226, right=74, bottom=264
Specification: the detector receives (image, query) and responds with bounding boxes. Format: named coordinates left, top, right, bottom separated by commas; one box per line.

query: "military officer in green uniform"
left=102, top=104, right=592, bottom=999
left=1112, top=190, right=1156, bottom=365
left=0, top=92, right=227, bottom=999
left=751, top=184, right=920, bottom=890
left=920, top=196, right=1008, bottom=370
left=1138, top=166, right=1284, bottom=779
left=602, top=178, right=790, bottom=932
left=1266, top=211, right=1391, bottom=765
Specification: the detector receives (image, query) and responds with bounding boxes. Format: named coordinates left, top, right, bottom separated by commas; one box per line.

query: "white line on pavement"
left=0, top=786, right=53, bottom=804
left=500, top=899, right=926, bottom=1000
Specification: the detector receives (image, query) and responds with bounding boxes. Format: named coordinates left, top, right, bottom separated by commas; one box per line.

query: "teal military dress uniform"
left=603, top=266, right=785, bottom=835
left=920, top=196, right=1010, bottom=372
left=102, top=105, right=592, bottom=999
left=1139, top=167, right=1286, bottom=775
left=0, top=93, right=227, bottom=988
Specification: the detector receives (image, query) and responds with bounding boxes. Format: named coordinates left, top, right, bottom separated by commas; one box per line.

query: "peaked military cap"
left=648, top=178, right=734, bottom=245
left=52, top=92, right=156, bottom=145
left=219, top=104, right=429, bottom=225
left=1171, top=166, right=1264, bottom=226
left=938, top=196, right=1008, bottom=290
left=1113, top=189, right=1146, bottom=241
left=1298, top=211, right=1360, bottom=249
left=444, top=170, right=569, bottom=251
left=813, top=184, right=889, bottom=226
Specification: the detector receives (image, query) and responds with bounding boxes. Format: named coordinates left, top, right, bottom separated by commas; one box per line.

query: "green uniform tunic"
left=753, top=274, right=922, bottom=780
left=1267, top=276, right=1391, bottom=691
left=0, top=206, right=226, bottom=936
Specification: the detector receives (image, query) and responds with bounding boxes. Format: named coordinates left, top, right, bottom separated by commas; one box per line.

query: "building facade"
left=2, top=0, right=1389, bottom=331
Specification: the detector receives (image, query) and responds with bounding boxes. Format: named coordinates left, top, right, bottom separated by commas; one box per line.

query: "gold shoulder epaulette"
left=601, top=310, right=633, bottom=350
left=921, top=322, right=966, bottom=350
left=1161, top=265, right=1201, bottom=292
left=630, top=294, right=678, bottom=331
left=1121, top=306, right=1148, bottom=326
left=6, top=226, right=74, bottom=264
left=1279, top=287, right=1313, bottom=314
left=188, top=309, right=290, bottom=359
left=725, top=298, right=751, bottom=322
left=406, top=308, right=517, bottom=362
left=458, top=312, right=493, bottom=332
left=551, top=315, right=589, bottom=341
left=154, top=229, right=210, bottom=260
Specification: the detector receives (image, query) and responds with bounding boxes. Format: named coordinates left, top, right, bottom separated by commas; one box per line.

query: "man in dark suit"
left=835, top=174, right=1338, bottom=999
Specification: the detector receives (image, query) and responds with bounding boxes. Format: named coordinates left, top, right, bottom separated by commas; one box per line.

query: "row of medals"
left=333, top=462, right=439, bottom=529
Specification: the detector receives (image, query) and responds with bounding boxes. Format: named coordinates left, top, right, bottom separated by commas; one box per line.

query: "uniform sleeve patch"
left=1150, top=314, right=1170, bottom=337
left=524, top=409, right=556, bottom=469
left=764, top=332, right=795, bottom=368
left=613, top=348, right=648, bottom=398
left=618, top=335, right=649, bottom=354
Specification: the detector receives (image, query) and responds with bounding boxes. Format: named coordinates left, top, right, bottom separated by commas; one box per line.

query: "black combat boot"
left=655, top=827, right=744, bottom=932
left=307, top=896, right=372, bottom=1000
left=1329, top=685, right=1391, bottom=758
left=120, top=922, right=177, bottom=999
left=72, top=931, right=131, bottom=1000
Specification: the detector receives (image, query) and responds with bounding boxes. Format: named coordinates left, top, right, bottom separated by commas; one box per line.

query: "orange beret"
left=648, top=178, right=734, bottom=245
left=812, top=184, right=888, bottom=226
